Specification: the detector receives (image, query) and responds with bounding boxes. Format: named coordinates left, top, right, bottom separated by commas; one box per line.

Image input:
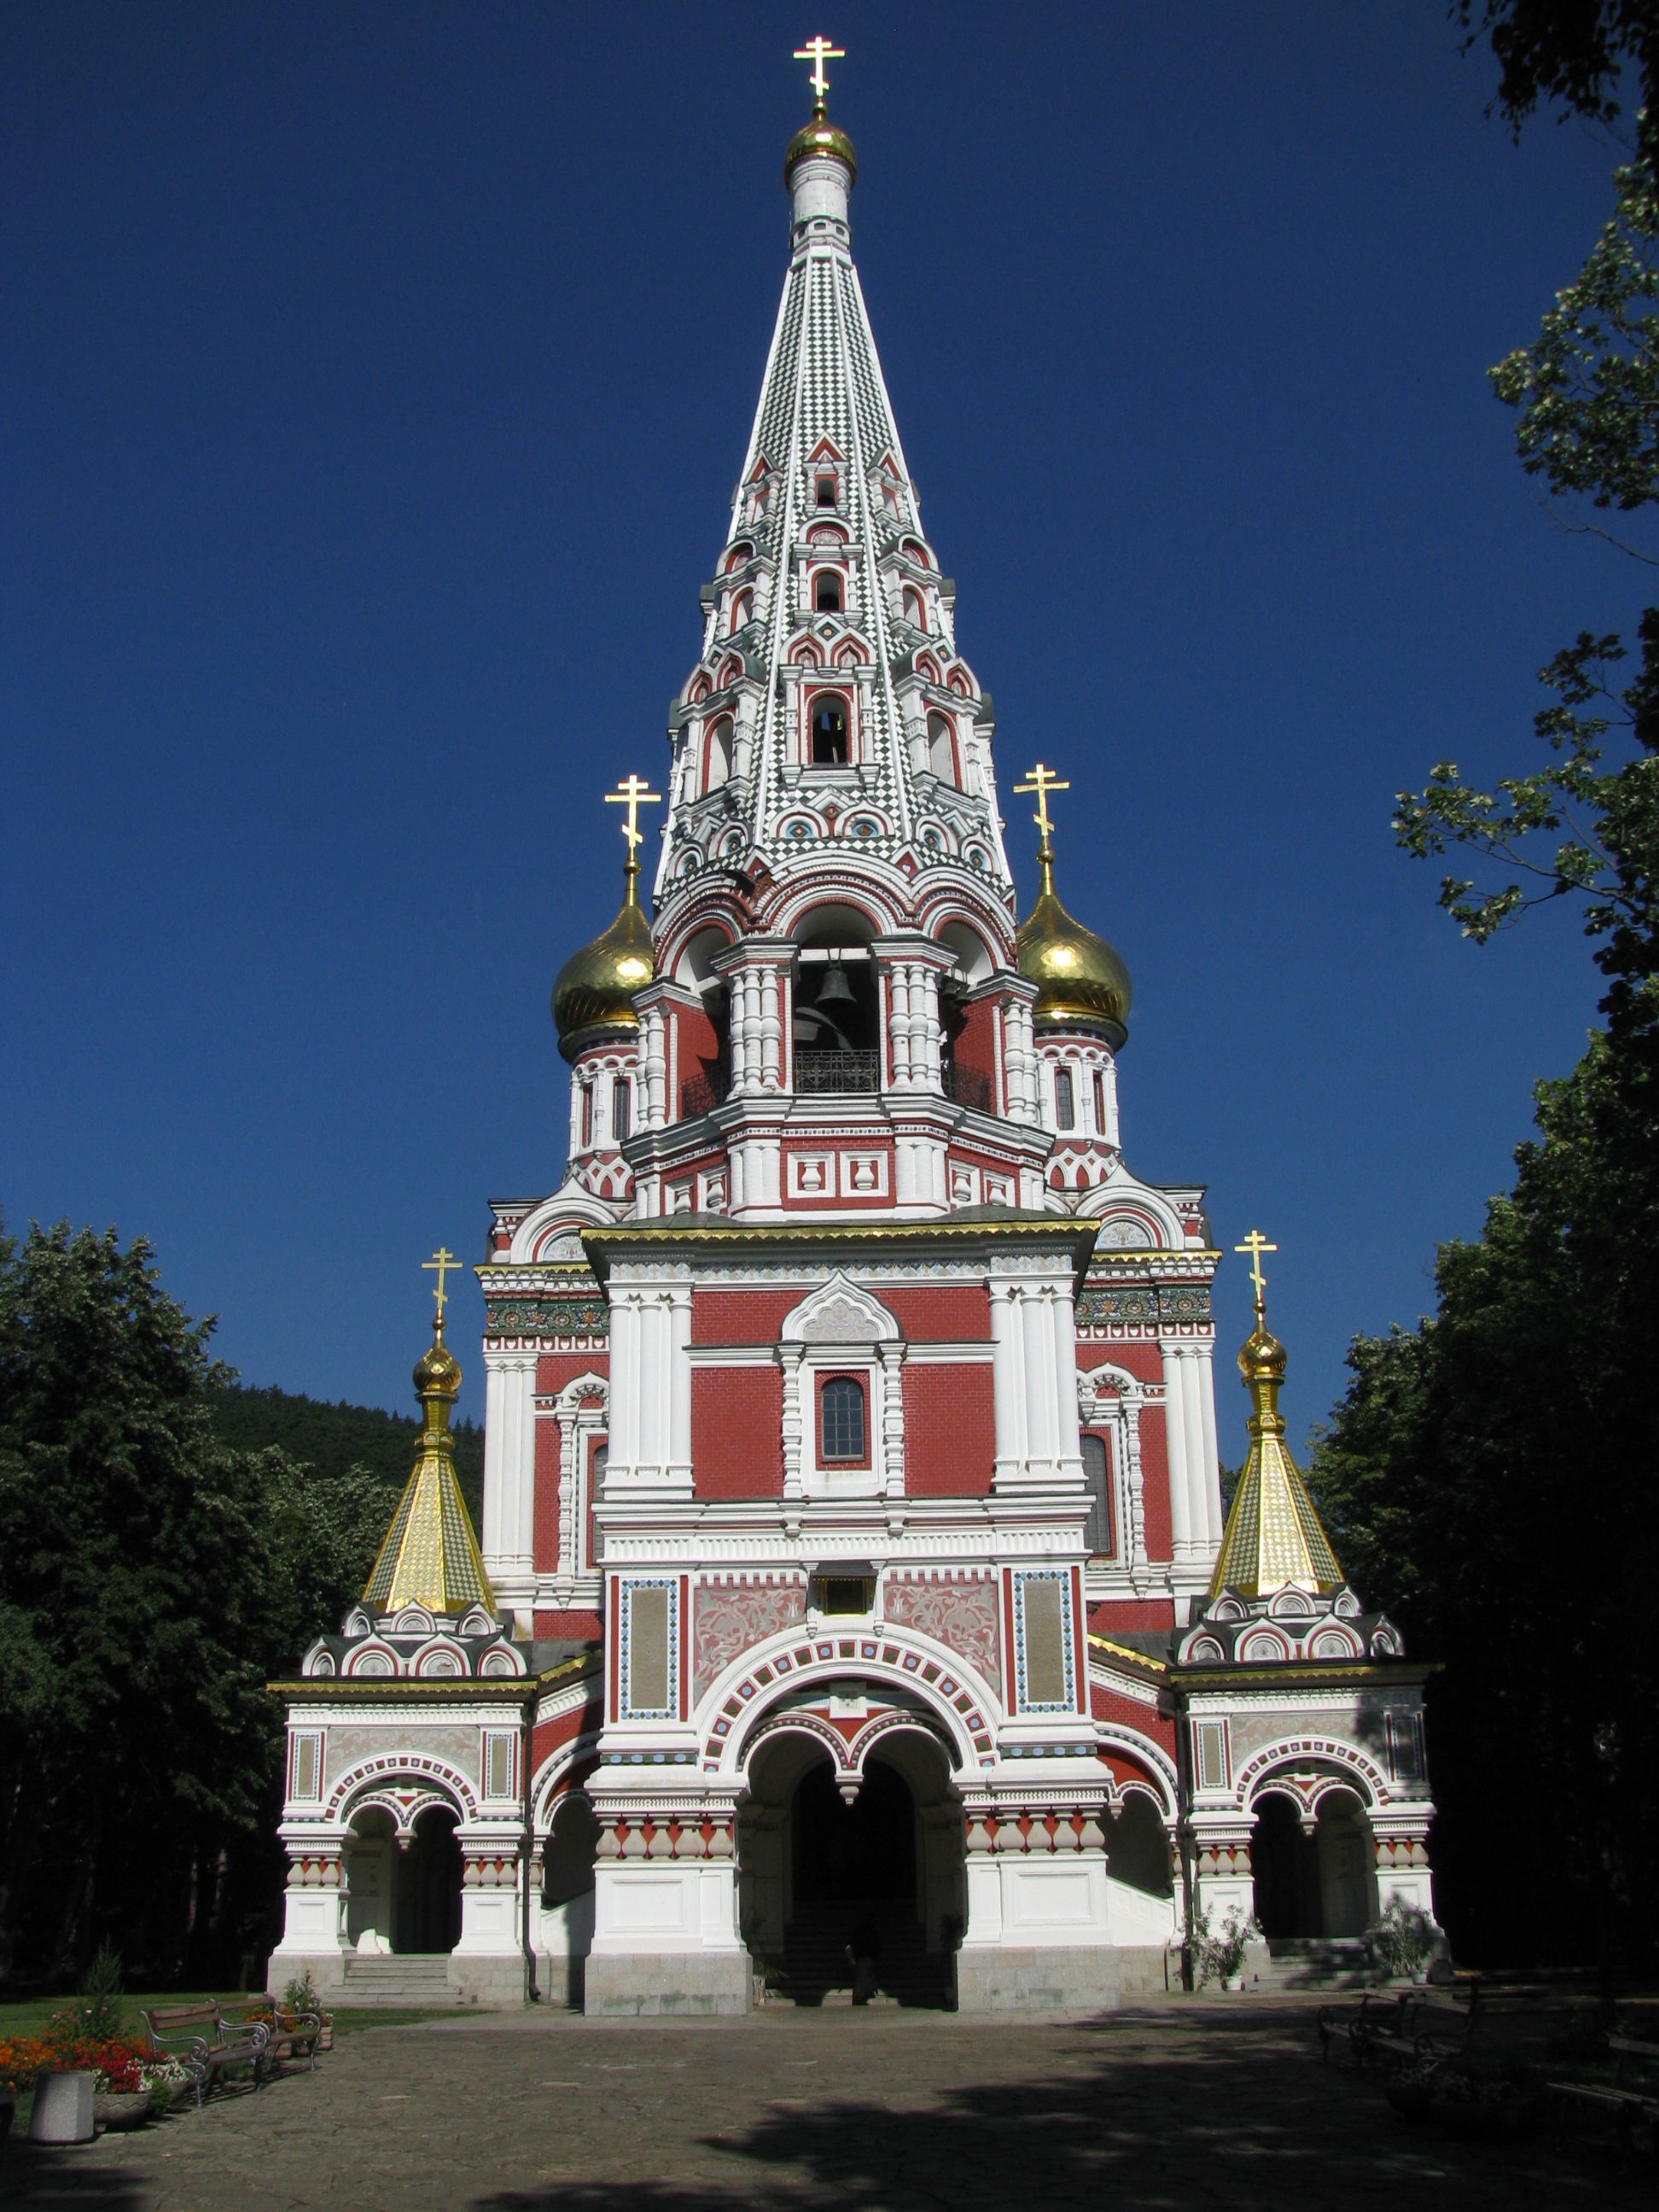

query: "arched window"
left=926, top=712, right=957, bottom=783
left=819, top=1375, right=866, bottom=1462
left=902, top=585, right=927, bottom=630
left=580, top=1084, right=594, bottom=1148
left=902, top=538, right=930, bottom=568
left=1092, top=1069, right=1107, bottom=1132
left=725, top=541, right=753, bottom=573
left=1082, top=1434, right=1112, bottom=1557
left=815, top=474, right=838, bottom=509
left=1054, top=1067, right=1075, bottom=1130
left=727, top=590, right=753, bottom=636
left=706, top=715, right=734, bottom=790
left=811, top=695, right=849, bottom=765
left=612, top=1076, right=631, bottom=1143
left=814, top=571, right=842, bottom=614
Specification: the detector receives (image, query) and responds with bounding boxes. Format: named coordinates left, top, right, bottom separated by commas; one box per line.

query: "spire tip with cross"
left=1012, top=760, right=1070, bottom=897
left=422, top=1246, right=461, bottom=1337
left=603, top=773, right=662, bottom=902
left=793, top=34, right=844, bottom=115
left=1234, top=1230, right=1278, bottom=1324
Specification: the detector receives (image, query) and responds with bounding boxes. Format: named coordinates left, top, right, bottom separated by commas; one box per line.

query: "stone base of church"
left=265, top=1947, right=350, bottom=2003
left=954, top=1947, right=1121, bottom=2014
left=449, top=1952, right=530, bottom=2007
left=583, top=1951, right=752, bottom=2017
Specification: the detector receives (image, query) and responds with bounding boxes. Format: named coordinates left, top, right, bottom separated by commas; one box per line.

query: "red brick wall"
left=884, top=1284, right=991, bottom=1341
left=1137, top=1401, right=1173, bottom=1561
left=903, top=1362, right=995, bottom=1493
left=1074, top=1339, right=1163, bottom=1387
left=531, top=1609, right=603, bottom=1644
left=690, top=1289, right=799, bottom=1346
left=533, top=1412, right=562, bottom=1571
left=692, top=1365, right=784, bottom=1495
left=536, top=1352, right=609, bottom=1394
left=1087, top=1597, right=1178, bottom=1633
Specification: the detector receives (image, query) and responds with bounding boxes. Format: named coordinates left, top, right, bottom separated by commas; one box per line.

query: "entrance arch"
left=1250, top=1786, right=1376, bottom=1940
left=736, top=1722, right=963, bottom=2006
left=343, top=1802, right=463, bottom=1954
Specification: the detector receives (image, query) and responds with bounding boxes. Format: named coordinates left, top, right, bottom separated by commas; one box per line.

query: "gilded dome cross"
left=1234, top=1229, right=1278, bottom=1318
left=422, top=1245, right=461, bottom=1330
left=793, top=35, right=845, bottom=109
left=604, top=773, right=662, bottom=863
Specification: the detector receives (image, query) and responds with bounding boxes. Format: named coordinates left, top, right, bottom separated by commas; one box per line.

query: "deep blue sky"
left=3, top=3, right=1637, bottom=1443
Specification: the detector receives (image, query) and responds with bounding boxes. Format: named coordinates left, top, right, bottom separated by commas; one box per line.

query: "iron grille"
left=793, top=1048, right=880, bottom=1094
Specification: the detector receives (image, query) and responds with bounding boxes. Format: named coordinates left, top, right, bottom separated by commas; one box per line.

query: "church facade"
left=269, top=72, right=1435, bottom=2015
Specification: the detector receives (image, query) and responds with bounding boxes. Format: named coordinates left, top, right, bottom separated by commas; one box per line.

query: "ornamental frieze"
left=1076, top=1284, right=1212, bottom=1328
left=484, top=1297, right=609, bottom=1340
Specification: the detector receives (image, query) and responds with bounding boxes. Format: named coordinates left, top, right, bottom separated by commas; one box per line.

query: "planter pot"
left=0, top=2087, right=16, bottom=2152
left=317, top=2018, right=334, bottom=2052
left=1222, top=1976, right=1244, bottom=1993
left=92, top=2092, right=150, bottom=2133
left=28, top=2070, right=96, bottom=2144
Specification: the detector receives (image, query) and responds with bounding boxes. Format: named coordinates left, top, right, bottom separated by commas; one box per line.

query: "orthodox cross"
left=794, top=35, right=844, bottom=107
left=1013, top=761, right=1069, bottom=847
left=1234, top=1230, right=1278, bottom=1316
left=604, top=773, right=661, bottom=860
left=422, top=1246, right=460, bottom=1330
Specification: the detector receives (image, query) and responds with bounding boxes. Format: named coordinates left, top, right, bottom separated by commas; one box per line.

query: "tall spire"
left=362, top=1255, right=495, bottom=1617
left=1208, top=1237, right=1343, bottom=1602
left=655, top=38, right=1012, bottom=904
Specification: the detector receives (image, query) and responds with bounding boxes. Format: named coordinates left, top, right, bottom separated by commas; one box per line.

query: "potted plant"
left=1189, top=1904, right=1260, bottom=1991
left=0, top=2036, right=55, bottom=2150
left=1366, top=1893, right=1436, bottom=1982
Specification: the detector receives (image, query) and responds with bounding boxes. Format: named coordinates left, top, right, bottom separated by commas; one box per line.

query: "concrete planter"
left=92, top=2091, right=151, bottom=2132
left=28, top=2069, right=96, bottom=2144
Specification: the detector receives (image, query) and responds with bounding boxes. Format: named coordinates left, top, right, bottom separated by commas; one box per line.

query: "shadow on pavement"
left=469, top=2005, right=1641, bottom=2212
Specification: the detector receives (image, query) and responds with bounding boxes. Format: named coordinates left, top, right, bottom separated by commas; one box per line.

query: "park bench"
left=1327, top=2000, right=1415, bottom=2061
left=140, top=2001, right=271, bottom=2107
left=247, top=1999, right=323, bottom=2073
left=1549, top=2034, right=1659, bottom=2156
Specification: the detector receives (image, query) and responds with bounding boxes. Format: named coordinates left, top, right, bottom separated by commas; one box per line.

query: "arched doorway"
left=1251, top=1785, right=1376, bottom=1941
left=342, top=1802, right=463, bottom=1954
left=538, top=1791, right=599, bottom=2007
left=736, top=1721, right=963, bottom=2007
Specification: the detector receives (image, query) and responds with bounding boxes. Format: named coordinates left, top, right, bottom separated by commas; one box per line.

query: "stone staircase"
left=1251, top=1937, right=1374, bottom=1992
left=339, top=1953, right=464, bottom=2005
left=777, top=1903, right=952, bottom=2009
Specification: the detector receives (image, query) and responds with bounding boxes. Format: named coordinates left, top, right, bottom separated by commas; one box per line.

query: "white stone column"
left=1159, top=1340, right=1195, bottom=1562
left=606, top=1293, right=642, bottom=1477
left=779, top=1343, right=806, bottom=1499
left=639, top=1003, right=667, bottom=1131
left=1195, top=1339, right=1224, bottom=1542
left=989, top=1280, right=1024, bottom=1486
left=481, top=1348, right=538, bottom=1580
left=1000, top=994, right=1039, bottom=1125
left=669, top=1284, right=693, bottom=1487
left=877, top=1341, right=906, bottom=1499
left=1022, top=1289, right=1054, bottom=1478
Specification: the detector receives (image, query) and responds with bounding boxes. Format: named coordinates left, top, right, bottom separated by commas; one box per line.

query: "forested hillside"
left=203, top=1379, right=485, bottom=1528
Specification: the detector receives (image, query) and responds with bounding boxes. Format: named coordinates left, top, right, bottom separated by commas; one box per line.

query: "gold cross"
left=422, top=1246, right=461, bottom=1328
left=1234, top=1230, right=1278, bottom=1312
left=1013, top=761, right=1070, bottom=847
left=604, top=773, right=662, bottom=859
left=794, top=35, right=844, bottom=105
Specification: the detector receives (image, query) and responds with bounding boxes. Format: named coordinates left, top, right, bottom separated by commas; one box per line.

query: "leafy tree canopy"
left=1457, top=0, right=1659, bottom=143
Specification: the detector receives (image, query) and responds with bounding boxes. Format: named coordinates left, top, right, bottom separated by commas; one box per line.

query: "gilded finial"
left=604, top=773, right=662, bottom=909
left=1013, top=760, right=1071, bottom=900
left=794, top=34, right=844, bottom=116
left=422, top=1245, right=460, bottom=1336
left=1207, top=1234, right=1342, bottom=1601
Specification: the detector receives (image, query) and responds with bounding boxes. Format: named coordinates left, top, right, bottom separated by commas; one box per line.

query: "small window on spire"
left=816, top=475, right=838, bottom=509
left=903, top=585, right=927, bottom=631
left=814, top=571, right=842, bottom=614
left=926, top=712, right=957, bottom=783
left=706, top=715, right=734, bottom=791
left=811, top=695, right=850, bottom=765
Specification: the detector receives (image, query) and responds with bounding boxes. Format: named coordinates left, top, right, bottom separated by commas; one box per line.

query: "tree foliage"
left=1456, top=0, right=1659, bottom=143
left=0, top=1224, right=404, bottom=1990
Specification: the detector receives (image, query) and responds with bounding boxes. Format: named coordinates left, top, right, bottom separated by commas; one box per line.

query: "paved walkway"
left=3, top=1995, right=1642, bottom=2211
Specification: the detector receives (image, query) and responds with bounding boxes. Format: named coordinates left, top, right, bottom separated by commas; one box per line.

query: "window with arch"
left=726, top=589, right=753, bottom=637
left=926, top=711, right=957, bottom=783
left=815, top=474, right=838, bottom=509
left=580, top=1083, right=594, bottom=1148
left=612, top=1075, right=631, bottom=1143
left=818, top=1374, right=867, bottom=1463
left=813, top=570, right=843, bottom=614
left=1054, top=1066, right=1075, bottom=1129
left=810, top=694, right=850, bottom=765
left=1092, top=1068, right=1107, bottom=1132
left=725, top=541, right=753, bottom=573
left=902, top=538, right=930, bottom=568
left=902, top=585, right=927, bottom=630
left=1081, top=1433, right=1113, bottom=1556
left=705, top=715, right=734, bottom=790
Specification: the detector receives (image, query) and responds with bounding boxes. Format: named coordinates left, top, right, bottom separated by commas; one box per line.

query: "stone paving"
left=3, top=1994, right=1644, bottom=2211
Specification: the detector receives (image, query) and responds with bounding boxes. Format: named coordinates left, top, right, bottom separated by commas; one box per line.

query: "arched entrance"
left=343, top=1802, right=463, bottom=1954
left=1251, top=1785, right=1376, bottom=1941
left=736, top=1722, right=963, bottom=2007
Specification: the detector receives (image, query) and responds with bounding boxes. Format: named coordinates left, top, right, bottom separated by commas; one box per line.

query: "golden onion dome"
left=413, top=1330, right=462, bottom=1403
left=551, top=881, right=655, bottom=1062
left=784, top=113, right=858, bottom=186
left=1016, top=868, right=1132, bottom=1049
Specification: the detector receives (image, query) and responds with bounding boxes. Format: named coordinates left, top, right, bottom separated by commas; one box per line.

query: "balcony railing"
left=679, top=1069, right=730, bottom=1119
left=793, top=1048, right=881, bottom=1094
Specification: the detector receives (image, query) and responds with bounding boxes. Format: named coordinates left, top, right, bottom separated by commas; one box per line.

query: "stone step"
left=340, top=1954, right=464, bottom=2005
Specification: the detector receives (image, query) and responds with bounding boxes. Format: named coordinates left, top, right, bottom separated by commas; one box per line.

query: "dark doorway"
left=793, top=1756, right=916, bottom=1904
left=1251, top=1792, right=1320, bottom=1939
left=397, top=1807, right=463, bottom=1953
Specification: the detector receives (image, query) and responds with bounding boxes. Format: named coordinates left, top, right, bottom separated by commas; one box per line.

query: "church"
left=268, top=51, right=1436, bottom=2015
